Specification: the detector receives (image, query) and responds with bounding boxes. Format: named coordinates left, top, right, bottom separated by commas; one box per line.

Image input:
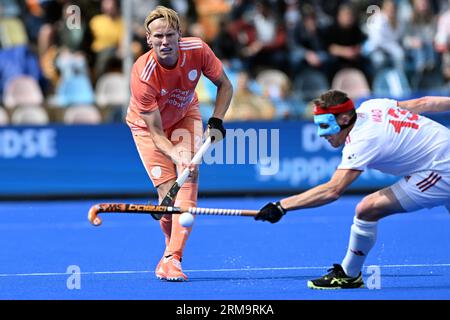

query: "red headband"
left=313, top=99, right=355, bottom=115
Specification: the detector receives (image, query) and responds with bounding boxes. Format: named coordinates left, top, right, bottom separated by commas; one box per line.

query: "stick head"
left=88, top=206, right=103, bottom=226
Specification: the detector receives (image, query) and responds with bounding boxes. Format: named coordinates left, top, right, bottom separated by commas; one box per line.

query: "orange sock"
left=165, top=182, right=198, bottom=258
left=159, top=214, right=172, bottom=256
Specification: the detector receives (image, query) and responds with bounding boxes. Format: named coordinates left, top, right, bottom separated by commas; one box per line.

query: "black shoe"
left=307, top=264, right=364, bottom=290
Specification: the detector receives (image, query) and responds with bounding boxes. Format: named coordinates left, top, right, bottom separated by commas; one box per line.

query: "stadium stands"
left=3, top=76, right=44, bottom=109
left=10, top=105, right=49, bottom=125
left=63, top=104, right=103, bottom=124
left=331, top=68, right=371, bottom=101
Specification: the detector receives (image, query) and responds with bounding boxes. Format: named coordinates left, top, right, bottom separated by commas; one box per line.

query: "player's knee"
left=160, top=214, right=172, bottom=223
left=355, top=197, right=381, bottom=221
left=157, top=180, right=176, bottom=199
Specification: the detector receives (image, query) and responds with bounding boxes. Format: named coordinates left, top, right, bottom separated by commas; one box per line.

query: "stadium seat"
left=416, top=69, right=446, bottom=93
left=3, top=76, right=44, bottom=109
left=331, top=68, right=371, bottom=101
left=256, top=69, right=291, bottom=99
left=95, top=72, right=129, bottom=108
left=292, top=69, right=329, bottom=102
left=10, top=105, right=49, bottom=125
left=0, top=107, right=9, bottom=125
left=63, top=104, right=102, bottom=124
left=372, top=68, right=411, bottom=98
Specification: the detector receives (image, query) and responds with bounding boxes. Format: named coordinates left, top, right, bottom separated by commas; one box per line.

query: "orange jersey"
left=126, top=37, right=223, bottom=133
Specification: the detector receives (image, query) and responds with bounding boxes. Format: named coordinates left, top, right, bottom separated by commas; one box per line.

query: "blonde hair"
left=144, top=6, right=181, bottom=34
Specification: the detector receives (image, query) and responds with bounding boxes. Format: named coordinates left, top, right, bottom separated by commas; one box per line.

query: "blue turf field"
left=0, top=196, right=449, bottom=300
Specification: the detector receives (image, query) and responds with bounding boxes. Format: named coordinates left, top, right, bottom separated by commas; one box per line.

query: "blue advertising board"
left=1, top=116, right=449, bottom=198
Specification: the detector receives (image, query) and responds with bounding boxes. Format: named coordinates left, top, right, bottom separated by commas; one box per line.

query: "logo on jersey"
left=347, top=153, right=356, bottom=160
left=188, top=69, right=198, bottom=81
left=151, top=166, right=162, bottom=179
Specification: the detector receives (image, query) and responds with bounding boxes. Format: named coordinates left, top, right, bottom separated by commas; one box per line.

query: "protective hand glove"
left=207, top=117, right=226, bottom=142
left=254, top=201, right=286, bottom=223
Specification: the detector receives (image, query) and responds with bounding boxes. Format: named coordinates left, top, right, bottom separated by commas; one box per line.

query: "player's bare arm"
left=255, top=169, right=362, bottom=223
left=399, top=96, right=450, bottom=114
left=206, top=70, right=233, bottom=142
left=281, top=169, right=362, bottom=211
left=211, top=70, right=233, bottom=120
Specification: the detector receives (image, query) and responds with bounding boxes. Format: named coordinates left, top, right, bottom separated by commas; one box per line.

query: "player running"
left=255, top=90, right=450, bottom=289
left=126, top=6, right=232, bottom=281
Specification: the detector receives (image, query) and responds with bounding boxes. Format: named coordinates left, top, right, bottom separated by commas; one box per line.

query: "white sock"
left=341, top=217, right=378, bottom=278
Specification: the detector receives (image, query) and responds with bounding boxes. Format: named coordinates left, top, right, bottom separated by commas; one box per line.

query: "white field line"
left=0, top=263, right=449, bottom=278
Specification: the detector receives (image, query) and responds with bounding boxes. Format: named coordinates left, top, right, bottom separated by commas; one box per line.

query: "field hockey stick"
left=152, top=136, right=212, bottom=220
left=88, top=203, right=259, bottom=226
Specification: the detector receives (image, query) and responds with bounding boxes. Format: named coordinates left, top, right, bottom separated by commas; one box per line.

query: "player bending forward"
left=255, top=90, right=450, bottom=289
left=126, top=6, right=232, bottom=281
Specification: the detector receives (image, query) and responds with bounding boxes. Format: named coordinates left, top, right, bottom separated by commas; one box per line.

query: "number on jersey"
left=388, top=107, right=420, bottom=134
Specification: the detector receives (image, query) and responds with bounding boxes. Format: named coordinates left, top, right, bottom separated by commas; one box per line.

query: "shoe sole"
left=166, top=276, right=188, bottom=282
left=307, top=280, right=364, bottom=290
left=156, top=275, right=167, bottom=281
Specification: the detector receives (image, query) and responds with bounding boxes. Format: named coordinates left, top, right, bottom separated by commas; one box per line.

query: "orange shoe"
left=155, top=255, right=188, bottom=281
left=165, top=255, right=188, bottom=282
left=155, top=257, right=167, bottom=280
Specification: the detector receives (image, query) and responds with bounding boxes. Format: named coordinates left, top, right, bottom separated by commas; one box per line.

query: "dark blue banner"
left=1, top=116, right=448, bottom=198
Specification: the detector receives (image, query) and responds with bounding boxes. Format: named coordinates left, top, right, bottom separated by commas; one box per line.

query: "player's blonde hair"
left=144, top=6, right=181, bottom=34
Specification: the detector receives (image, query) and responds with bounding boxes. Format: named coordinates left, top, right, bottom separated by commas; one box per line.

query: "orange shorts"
left=131, top=112, right=203, bottom=187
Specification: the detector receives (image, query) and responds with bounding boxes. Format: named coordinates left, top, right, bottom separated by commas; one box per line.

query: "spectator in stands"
left=89, top=0, right=124, bottom=80
left=225, top=71, right=275, bottom=121
left=0, top=1, right=28, bottom=49
left=403, top=0, right=438, bottom=88
left=434, top=1, right=450, bottom=83
left=288, top=4, right=331, bottom=77
left=192, top=0, right=231, bottom=43
left=0, top=0, right=21, bottom=17
left=38, top=1, right=93, bottom=92
left=130, top=0, right=158, bottom=57
left=324, top=3, right=371, bottom=83
left=35, top=0, right=64, bottom=56
left=233, top=0, right=288, bottom=77
left=53, top=48, right=95, bottom=107
left=0, top=0, right=46, bottom=98
left=210, top=15, right=239, bottom=63
left=363, top=0, right=405, bottom=71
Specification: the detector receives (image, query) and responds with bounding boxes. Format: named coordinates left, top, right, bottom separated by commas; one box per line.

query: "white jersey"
left=338, top=99, right=450, bottom=176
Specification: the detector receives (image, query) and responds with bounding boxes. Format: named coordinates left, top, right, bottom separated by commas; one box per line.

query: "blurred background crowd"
left=0, top=0, right=449, bottom=125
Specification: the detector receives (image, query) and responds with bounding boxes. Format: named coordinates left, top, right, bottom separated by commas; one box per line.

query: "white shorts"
left=391, top=170, right=450, bottom=213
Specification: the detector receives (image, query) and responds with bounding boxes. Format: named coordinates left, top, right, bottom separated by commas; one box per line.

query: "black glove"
left=255, top=201, right=286, bottom=223
left=207, top=117, right=226, bottom=142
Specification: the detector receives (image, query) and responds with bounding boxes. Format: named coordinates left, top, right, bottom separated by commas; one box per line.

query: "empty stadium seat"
left=292, top=69, right=329, bottom=102
left=331, top=68, right=371, bottom=101
left=372, top=68, right=411, bottom=98
left=63, top=104, right=102, bottom=124
left=95, top=72, right=129, bottom=108
left=10, top=105, right=49, bottom=125
left=0, top=107, right=9, bottom=125
left=3, top=76, right=44, bottom=109
left=256, top=69, right=291, bottom=99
